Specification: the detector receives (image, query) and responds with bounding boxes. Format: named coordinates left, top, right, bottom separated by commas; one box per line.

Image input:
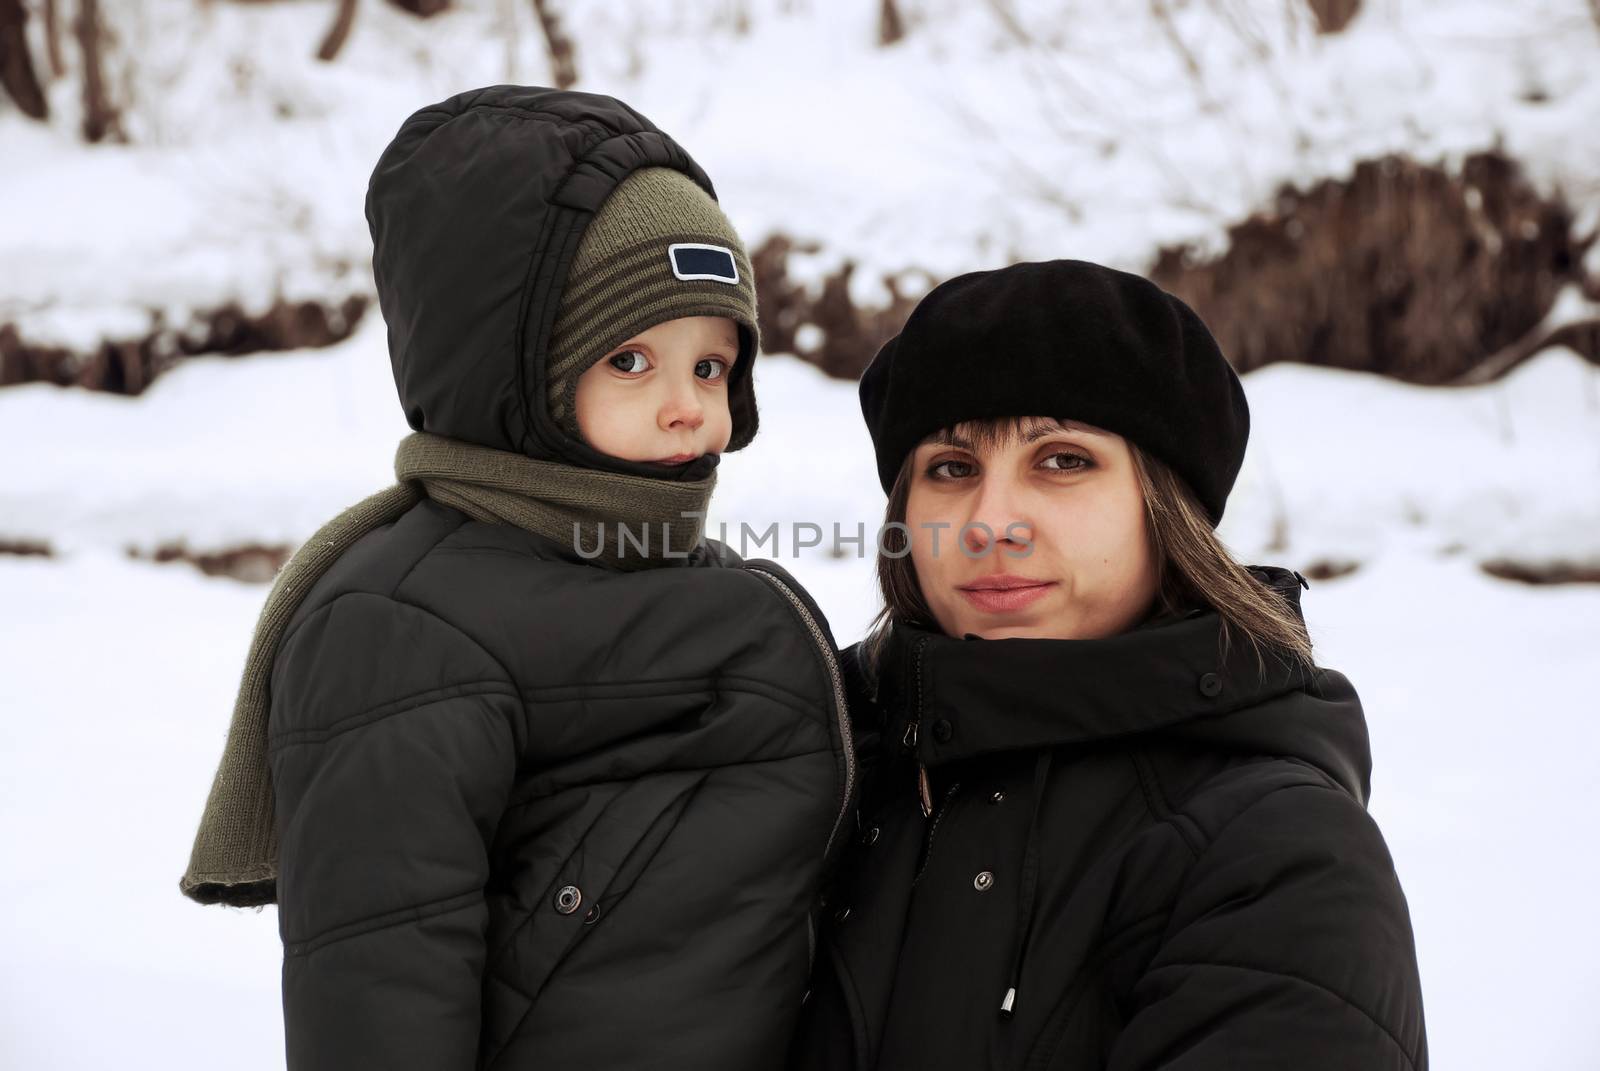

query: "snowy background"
left=3, top=1, right=1599, bottom=1068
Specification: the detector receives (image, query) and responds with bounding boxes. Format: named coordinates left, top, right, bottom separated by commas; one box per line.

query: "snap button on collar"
left=1198, top=672, right=1222, bottom=698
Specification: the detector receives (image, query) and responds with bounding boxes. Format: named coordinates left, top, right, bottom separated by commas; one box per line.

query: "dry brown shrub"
left=0, top=295, right=368, bottom=394
left=1150, top=150, right=1594, bottom=384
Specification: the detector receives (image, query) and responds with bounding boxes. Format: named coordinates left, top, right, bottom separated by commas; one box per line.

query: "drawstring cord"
left=1000, top=749, right=1054, bottom=1018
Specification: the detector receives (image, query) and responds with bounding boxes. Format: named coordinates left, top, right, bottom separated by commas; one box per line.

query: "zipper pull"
left=902, top=720, right=934, bottom=817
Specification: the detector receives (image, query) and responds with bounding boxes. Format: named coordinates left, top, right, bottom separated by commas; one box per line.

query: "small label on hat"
left=668, top=243, right=740, bottom=285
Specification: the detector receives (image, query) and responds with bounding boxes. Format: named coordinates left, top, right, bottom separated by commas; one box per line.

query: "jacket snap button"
left=974, top=871, right=995, bottom=891
left=834, top=906, right=853, bottom=923
left=1198, top=672, right=1222, bottom=697
left=553, top=885, right=583, bottom=915
left=862, top=825, right=881, bottom=846
left=583, top=905, right=600, bottom=925
left=932, top=719, right=954, bottom=743
left=989, top=790, right=1005, bottom=804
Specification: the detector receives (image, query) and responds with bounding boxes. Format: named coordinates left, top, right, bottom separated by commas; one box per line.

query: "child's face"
left=573, top=315, right=739, bottom=463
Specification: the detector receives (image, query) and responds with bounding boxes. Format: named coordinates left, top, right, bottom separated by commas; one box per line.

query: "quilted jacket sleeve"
left=267, top=592, right=523, bottom=1070
left=1107, top=781, right=1428, bottom=1071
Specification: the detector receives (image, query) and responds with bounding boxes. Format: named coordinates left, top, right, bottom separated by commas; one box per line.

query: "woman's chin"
left=943, top=607, right=1113, bottom=642
left=943, top=612, right=1057, bottom=641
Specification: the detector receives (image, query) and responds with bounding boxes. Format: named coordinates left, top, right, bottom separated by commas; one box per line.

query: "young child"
left=180, top=86, right=854, bottom=1070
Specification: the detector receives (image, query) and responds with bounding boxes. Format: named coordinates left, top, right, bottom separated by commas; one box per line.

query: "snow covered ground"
left=4, top=314, right=1596, bottom=582
left=4, top=0, right=1600, bottom=1067
left=2, top=326, right=1598, bottom=1069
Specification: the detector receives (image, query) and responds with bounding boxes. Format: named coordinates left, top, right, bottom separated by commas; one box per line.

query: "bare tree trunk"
left=531, top=0, right=577, bottom=89
left=878, top=0, right=905, bottom=46
left=317, top=0, right=358, bottom=62
left=0, top=0, right=48, bottom=119
left=386, top=0, right=451, bottom=14
left=1306, top=0, right=1360, bottom=34
left=43, top=0, right=65, bottom=77
left=74, top=0, right=121, bottom=141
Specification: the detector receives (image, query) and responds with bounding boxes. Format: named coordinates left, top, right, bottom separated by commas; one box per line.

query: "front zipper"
left=912, top=779, right=962, bottom=886
left=904, top=632, right=958, bottom=884
left=746, top=567, right=856, bottom=867
left=907, top=634, right=934, bottom=816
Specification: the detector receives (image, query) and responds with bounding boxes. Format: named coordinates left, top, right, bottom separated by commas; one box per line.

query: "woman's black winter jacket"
left=791, top=565, right=1427, bottom=1070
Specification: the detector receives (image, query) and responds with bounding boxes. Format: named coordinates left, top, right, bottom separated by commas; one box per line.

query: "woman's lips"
left=655, top=453, right=699, bottom=463
left=956, top=577, right=1057, bottom=613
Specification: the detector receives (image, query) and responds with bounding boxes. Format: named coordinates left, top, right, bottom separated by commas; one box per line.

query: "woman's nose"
left=964, top=479, right=1031, bottom=555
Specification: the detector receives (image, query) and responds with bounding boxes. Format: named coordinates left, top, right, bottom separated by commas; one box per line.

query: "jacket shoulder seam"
left=278, top=589, right=517, bottom=690
left=283, top=887, right=482, bottom=958
left=388, top=507, right=471, bottom=597
left=1142, top=959, right=1420, bottom=1070
left=1129, top=752, right=1203, bottom=859
left=274, top=507, right=465, bottom=655
left=1159, top=780, right=1344, bottom=948
left=274, top=588, right=527, bottom=752
left=268, top=679, right=522, bottom=751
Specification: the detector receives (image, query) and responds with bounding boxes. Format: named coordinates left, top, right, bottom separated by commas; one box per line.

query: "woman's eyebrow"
left=1025, top=420, right=1103, bottom=442
left=930, top=420, right=1104, bottom=452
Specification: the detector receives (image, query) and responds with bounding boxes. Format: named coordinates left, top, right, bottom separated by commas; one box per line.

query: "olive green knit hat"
left=547, top=166, right=761, bottom=451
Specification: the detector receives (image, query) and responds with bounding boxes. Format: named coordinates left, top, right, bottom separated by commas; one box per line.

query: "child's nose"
left=659, top=387, right=704, bottom=431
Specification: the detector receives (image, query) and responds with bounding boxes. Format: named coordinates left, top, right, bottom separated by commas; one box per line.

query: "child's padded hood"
left=365, top=85, right=748, bottom=483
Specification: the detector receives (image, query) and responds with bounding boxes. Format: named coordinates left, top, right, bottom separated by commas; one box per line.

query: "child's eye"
left=695, top=358, right=729, bottom=381
left=608, top=350, right=650, bottom=374
left=927, top=458, right=975, bottom=480
left=1040, top=450, right=1091, bottom=472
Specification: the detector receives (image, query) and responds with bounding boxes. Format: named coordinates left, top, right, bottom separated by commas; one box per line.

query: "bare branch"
left=0, top=0, right=48, bottom=119
left=878, top=0, right=905, bottom=46
left=75, top=0, right=123, bottom=141
left=531, top=0, right=578, bottom=89
left=1305, top=0, right=1360, bottom=35
left=316, top=0, right=359, bottom=62
left=43, top=0, right=64, bottom=77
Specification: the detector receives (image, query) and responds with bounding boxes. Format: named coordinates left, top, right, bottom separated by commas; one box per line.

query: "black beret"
left=858, top=259, right=1250, bottom=527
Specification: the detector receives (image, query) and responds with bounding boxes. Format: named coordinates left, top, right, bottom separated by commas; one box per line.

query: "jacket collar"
left=875, top=564, right=1372, bottom=803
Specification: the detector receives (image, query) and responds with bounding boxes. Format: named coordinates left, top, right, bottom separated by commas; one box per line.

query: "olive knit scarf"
left=179, top=429, right=715, bottom=906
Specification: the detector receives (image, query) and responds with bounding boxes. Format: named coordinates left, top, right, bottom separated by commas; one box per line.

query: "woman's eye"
left=1041, top=450, right=1090, bottom=472
left=695, top=358, right=729, bottom=381
left=928, top=458, right=975, bottom=480
left=608, top=350, right=650, bottom=374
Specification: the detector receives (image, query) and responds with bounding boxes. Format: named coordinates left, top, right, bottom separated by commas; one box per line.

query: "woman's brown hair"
left=860, top=417, right=1315, bottom=686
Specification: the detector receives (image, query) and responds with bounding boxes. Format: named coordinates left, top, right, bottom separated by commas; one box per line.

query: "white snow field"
left=1, top=327, right=1597, bottom=1069
left=3, top=0, right=1599, bottom=1067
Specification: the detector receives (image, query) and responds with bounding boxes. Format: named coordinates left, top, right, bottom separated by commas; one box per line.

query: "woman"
left=792, top=260, right=1427, bottom=1070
